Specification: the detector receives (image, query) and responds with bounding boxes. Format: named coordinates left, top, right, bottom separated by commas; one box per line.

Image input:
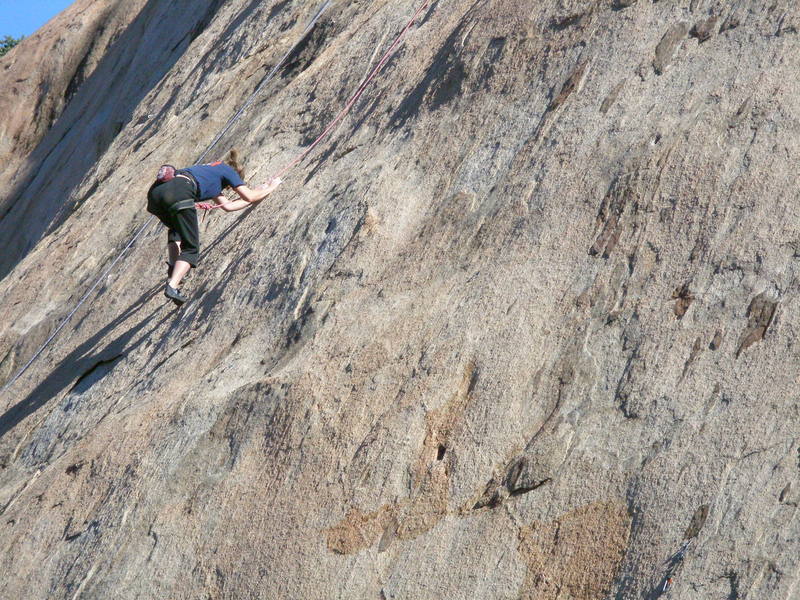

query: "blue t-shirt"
left=183, top=162, right=245, bottom=199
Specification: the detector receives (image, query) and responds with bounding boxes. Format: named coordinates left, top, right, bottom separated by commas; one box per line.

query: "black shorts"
left=147, top=178, right=201, bottom=266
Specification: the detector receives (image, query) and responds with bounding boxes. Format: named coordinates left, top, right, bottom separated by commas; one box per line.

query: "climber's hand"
left=256, top=177, right=283, bottom=193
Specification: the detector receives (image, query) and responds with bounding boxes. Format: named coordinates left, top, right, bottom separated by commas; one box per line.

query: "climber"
left=147, top=149, right=282, bottom=306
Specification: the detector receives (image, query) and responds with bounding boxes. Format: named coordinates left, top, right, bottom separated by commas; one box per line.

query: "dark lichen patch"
left=280, top=17, right=336, bottom=80
left=672, top=284, right=694, bottom=319
left=683, top=504, right=709, bottom=539
left=709, top=329, right=723, bottom=350
left=65, top=462, right=84, bottom=477
left=735, top=293, right=777, bottom=358
left=548, top=59, right=590, bottom=111
left=653, top=22, right=690, bottom=75
left=600, top=80, right=625, bottom=114
left=477, top=36, right=506, bottom=88
left=690, top=16, right=718, bottom=42
left=720, top=571, right=741, bottom=600
left=268, top=0, right=290, bottom=20
left=550, top=11, right=590, bottom=31
left=430, top=61, right=466, bottom=111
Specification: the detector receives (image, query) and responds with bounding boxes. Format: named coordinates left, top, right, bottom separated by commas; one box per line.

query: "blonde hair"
left=227, top=148, right=245, bottom=181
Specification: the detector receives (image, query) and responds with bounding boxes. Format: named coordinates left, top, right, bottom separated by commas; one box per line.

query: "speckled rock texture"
left=1, top=0, right=799, bottom=598
left=0, top=0, right=148, bottom=190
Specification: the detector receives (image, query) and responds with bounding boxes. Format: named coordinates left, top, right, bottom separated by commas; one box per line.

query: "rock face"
left=1, top=0, right=799, bottom=598
left=0, top=0, right=147, bottom=193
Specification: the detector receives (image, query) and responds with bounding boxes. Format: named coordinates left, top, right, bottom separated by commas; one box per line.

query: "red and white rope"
left=203, top=0, right=430, bottom=211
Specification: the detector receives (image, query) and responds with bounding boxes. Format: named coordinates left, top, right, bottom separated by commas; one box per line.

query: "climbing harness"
left=2, top=0, right=431, bottom=394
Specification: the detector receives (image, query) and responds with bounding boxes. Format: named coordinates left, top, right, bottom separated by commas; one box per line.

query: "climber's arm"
left=233, top=178, right=282, bottom=204
left=214, top=194, right=250, bottom=213
left=209, top=178, right=282, bottom=213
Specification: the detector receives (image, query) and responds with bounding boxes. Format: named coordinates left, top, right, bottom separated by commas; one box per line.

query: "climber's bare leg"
left=168, top=260, right=191, bottom=289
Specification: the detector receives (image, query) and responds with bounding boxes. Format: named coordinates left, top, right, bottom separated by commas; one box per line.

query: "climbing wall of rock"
left=1, top=0, right=798, bottom=598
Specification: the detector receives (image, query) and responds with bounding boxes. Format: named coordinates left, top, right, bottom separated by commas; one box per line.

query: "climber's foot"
left=164, top=284, right=187, bottom=306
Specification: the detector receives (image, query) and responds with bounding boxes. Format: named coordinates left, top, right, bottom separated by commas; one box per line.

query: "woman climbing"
left=147, top=149, right=281, bottom=306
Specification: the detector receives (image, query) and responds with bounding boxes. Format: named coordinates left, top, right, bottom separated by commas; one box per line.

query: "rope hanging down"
left=197, top=0, right=333, bottom=164
left=203, top=0, right=431, bottom=209
left=273, top=0, right=430, bottom=180
left=4, top=0, right=431, bottom=394
left=1, top=0, right=334, bottom=395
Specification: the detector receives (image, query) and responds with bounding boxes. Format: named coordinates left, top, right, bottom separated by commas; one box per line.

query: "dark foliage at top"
left=0, top=35, right=24, bottom=58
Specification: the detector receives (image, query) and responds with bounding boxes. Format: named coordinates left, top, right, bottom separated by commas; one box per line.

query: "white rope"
left=1, top=0, right=333, bottom=395
left=196, top=0, right=333, bottom=163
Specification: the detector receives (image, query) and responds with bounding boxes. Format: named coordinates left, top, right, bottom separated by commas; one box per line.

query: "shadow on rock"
left=0, top=283, right=168, bottom=440
left=200, top=206, right=259, bottom=259
left=0, top=0, right=232, bottom=280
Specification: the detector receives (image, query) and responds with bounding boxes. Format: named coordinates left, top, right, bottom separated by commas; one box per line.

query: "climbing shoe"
left=164, top=284, right=187, bottom=306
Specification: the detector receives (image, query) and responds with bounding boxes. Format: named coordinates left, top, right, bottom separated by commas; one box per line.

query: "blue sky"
left=0, top=0, right=75, bottom=38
